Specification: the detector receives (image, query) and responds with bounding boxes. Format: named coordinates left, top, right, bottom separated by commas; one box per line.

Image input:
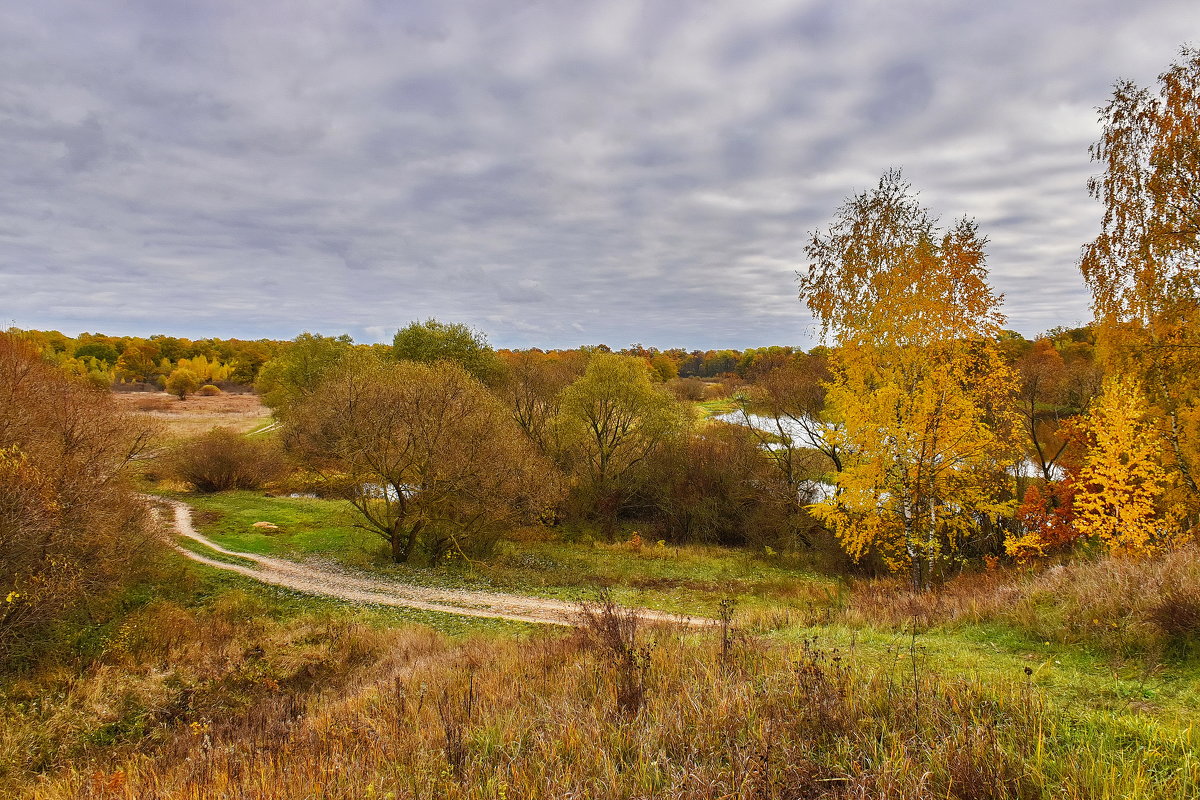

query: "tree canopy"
left=391, top=319, right=499, bottom=384
left=558, top=353, right=686, bottom=541
left=0, top=333, right=158, bottom=663
left=1081, top=45, right=1200, bottom=507
left=285, top=356, right=558, bottom=564
left=256, top=332, right=355, bottom=413
left=799, top=170, right=1019, bottom=588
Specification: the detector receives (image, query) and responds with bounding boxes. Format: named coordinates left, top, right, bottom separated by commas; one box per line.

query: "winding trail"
left=157, top=499, right=710, bottom=628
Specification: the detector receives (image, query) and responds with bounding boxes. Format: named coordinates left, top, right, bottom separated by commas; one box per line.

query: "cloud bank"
left=1, top=1, right=1197, bottom=348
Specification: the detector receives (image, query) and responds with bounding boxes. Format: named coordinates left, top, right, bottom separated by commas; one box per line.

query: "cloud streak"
left=1, top=0, right=1197, bottom=348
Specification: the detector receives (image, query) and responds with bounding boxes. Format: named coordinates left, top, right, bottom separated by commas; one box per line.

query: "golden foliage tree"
left=799, top=170, right=1019, bottom=588
left=1081, top=46, right=1200, bottom=506
left=164, top=367, right=201, bottom=400
left=1072, top=376, right=1182, bottom=555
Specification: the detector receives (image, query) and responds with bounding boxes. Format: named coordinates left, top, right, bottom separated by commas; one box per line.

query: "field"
left=180, top=491, right=839, bottom=617
left=5, top=525, right=1199, bottom=798
left=113, top=391, right=274, bottom=439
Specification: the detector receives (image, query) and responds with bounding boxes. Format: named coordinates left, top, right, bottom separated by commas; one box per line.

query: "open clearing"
left=114, top=391, right=272, bottom=438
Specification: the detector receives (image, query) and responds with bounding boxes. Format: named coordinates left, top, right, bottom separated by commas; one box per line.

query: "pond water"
left=714, top=410, right=828, bottom=450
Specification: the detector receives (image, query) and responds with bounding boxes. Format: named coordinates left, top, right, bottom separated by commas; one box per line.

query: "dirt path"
left=157, top=499, right=710, bottom=628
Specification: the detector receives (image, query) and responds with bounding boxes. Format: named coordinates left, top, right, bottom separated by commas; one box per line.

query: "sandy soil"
left=158, top=498, right=710, bottom=628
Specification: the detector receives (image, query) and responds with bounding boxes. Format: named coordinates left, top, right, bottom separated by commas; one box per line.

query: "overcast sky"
left=1, top=1, right=1197, bottom=349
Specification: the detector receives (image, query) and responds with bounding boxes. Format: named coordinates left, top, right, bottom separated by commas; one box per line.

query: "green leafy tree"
left=558, top=353, right=686, bottom=541
left=73, top=342, right=119, bottom=366
left=256, top=332, right=354, bottom=413
left=391, top=319, right=498, bottom=384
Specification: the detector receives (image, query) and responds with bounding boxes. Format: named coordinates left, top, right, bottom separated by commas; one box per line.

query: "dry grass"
left=4, top=595, right=1196, bottom=799
left=834, top=546, right=1200, bottom=657
left=112, top=392, right=272, bottom=438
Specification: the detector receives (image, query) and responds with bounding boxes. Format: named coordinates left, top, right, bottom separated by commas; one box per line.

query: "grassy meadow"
left=113, top=391, right=274, bottom=440
left=180, top=490, right=839, bottom=617
left=3, top=541, right=1199, bottom=799
left=3, top=473, right=1197, bottom=798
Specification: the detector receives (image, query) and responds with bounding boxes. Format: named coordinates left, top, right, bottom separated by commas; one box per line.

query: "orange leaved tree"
left=1081, top=46, right=1200, bottom=513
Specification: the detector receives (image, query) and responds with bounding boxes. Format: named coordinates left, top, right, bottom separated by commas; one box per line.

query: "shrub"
left=1149, top=587, right=1200, bottom=652
left=164, top=427, right=286, bottom=492
left=665, top=376, right=706, bottom=401
left=576, top=590, right=652, bottom=715
left=198, top=384, right=222, bottom=396
left=164, top=367, right=201, bottom=400
left=0, top=333, right=159, bottom=666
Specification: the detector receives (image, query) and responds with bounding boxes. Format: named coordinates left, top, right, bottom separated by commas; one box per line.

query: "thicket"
left=0, top=333, right=160, bottom=667
left=163, top=427, right=286, bottom=493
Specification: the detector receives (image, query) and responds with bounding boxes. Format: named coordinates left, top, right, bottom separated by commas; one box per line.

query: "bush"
left=665, top=376, right=706, bottom=401
left=199, top=384, right=222, bottom=396
left=1149, top=586, right=1200, bottom=653
left=0, top=333, right=160, bottom=667
left=636, top=423, right=819, bottom=551
left=164, top=367, right=201, bottom=399
left=164, top=427, right=286, bottom=492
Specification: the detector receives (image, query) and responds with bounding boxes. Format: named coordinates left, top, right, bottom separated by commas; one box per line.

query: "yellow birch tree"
left=799, top=170, right=1019, bottom=589
left=1073, top=376, right=1182, bottom=555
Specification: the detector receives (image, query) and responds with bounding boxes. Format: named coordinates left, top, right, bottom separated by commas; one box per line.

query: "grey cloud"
left=58, top=114, right=109, bottom=171
left=860, top=61, right=934, bottom=126
left=2, top=0, right=1199, bottom=348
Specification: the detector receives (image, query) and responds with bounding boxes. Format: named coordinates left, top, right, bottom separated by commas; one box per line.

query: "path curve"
left=157, top=498, right=710, bottom=628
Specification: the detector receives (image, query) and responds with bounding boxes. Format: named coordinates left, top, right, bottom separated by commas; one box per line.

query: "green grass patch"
left=181, top=491, right=382, bottom=566
left=764, top=620, right=1200, bottom=733
left=480, top=536, right=839, bottom=617
left=245, top=417, right=279, bottom=435
left=696, top=398, right=738, bottom=416
left=174, top=536, right=256, bottom=568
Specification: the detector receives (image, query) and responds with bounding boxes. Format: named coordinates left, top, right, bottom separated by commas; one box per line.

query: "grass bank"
left=12, top=599, right=1198, bottom=799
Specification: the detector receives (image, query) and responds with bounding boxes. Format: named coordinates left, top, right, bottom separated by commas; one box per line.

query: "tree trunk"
left=390, top=521, right=424, bottom=563
left=389, top=528, right=406, bottom=563
left=599, top=490, right=620, bottom=543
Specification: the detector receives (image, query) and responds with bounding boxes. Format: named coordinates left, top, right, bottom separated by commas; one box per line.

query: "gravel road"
left=159, top=498, right=709, bottom=628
